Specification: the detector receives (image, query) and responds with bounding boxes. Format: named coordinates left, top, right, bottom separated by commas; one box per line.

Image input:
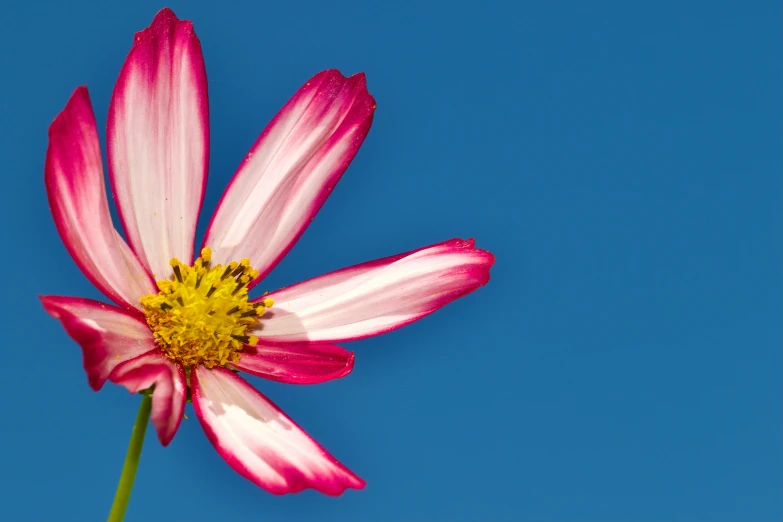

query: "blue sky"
left=0, top=1, right=780, bottom=521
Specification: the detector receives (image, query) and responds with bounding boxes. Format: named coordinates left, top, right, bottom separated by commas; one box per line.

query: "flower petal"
left=40, top=296, right=155, bottom=390
left=204, top=69, right=375, bottom=286
left=253, top=239, right=494, bottom=343
left=110, top=351, right=186, bottom=446
left=192, top=367, right=365, bottom=495
left=107, top=8, right=209, bottom=280
left=233, top=343, right=354, bottom=384
left=45, top=87, right=156, bottom=310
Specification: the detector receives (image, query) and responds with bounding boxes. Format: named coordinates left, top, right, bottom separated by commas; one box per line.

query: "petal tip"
left=349, top=71, right=367, bottom=87
left=314, top=69, right=374, bottom=103
left=154, top=7, right=178, bottom=20
left=72, top=84, right=89, bottom=99
left=39, top=295, right=65, bottom=319
left=150, top=7, right=189, bottom=29
left=157, top=429, right=176, bottom=447
left=347, top=475, right=367, bottom=492
left=448, top=238, right=495, bottom=269
left=346, top=71, right=375, bottom=110
left=343, top=351, right=356, bottom=378
left=47, top=87, right=93, bottom=138
left=133, top=7, right=194, bottom=46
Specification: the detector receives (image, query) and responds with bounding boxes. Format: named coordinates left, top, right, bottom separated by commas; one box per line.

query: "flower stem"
left=108, top=394, right=152, bottom=522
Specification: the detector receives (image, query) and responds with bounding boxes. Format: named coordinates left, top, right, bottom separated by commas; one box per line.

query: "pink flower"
left=41, top=8, right=493, bottom=496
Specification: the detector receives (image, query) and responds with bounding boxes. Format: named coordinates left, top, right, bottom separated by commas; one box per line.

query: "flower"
left=41, top=8, right=494, bottom=496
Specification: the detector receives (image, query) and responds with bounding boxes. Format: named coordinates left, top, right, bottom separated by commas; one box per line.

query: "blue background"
left=0, top=1, right=780, bottom=521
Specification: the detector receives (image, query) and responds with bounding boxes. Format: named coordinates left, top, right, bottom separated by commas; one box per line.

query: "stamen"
left=221, top=262, right=238, bottom=280
left=230, top=334, right=258, bottom=345
left=140, top=247, right=270, bottom=369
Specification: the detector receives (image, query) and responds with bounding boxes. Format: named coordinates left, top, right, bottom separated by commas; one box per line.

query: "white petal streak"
left=254, top=239, right=494, bottom=343
left=107, top=8, right=209, bottom=279
left=204, top=69, right=375, bottom=285
left=192, top=367, right=364, bottom=495
left=45, top=87, right=155, bottom=310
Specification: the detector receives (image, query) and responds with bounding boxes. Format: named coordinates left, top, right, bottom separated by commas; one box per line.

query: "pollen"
left=140, top=247, right=271, bottom=368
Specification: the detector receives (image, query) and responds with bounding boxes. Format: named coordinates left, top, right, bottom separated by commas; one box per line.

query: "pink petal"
left=40, top=295, right=156, bottom=390
left=204, top=69, right=375, bottom=286
left=107, top=8, right=209, bottom=280
left=109, top=351, right=186, bottom=446
left=45, top=87, right=156, bottom=311
left=192, top=367, right=365, bottom=495
left=253, top=239, right=495, bottom=343
left=233, top=343, right=354, bottom=384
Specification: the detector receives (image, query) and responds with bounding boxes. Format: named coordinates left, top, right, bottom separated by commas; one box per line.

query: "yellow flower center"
left=140, top=247, right=273, bottom=368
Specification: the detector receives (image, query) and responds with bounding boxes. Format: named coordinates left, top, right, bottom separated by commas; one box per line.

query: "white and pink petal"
left=204, top=69, right=375, bottom=285
left=233, top=343, right=354, bottom=384
left=108, top=7, right=209, bottom=280
left=110, top=351, right=187, bottom=446
left=253, top=239, right=494, bottom=343
left=39, top=296, right=156, bottom=390
left=45, top=87, right=156, bottom=311
left=192, top=367, right=365, bottom=495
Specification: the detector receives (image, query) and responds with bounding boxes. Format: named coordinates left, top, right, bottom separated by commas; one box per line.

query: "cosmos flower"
left=41, top=8, right=494, bottom=496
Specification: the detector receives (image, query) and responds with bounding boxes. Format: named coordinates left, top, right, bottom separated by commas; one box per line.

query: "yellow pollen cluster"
left=140, top=247, right=274, bottom=368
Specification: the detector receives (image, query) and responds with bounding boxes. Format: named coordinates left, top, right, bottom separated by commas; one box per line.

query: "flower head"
left=42, top=8, right=493, bottom=496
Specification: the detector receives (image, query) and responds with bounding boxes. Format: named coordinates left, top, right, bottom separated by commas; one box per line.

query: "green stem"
left=108, top=394, right=152, bottom=522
